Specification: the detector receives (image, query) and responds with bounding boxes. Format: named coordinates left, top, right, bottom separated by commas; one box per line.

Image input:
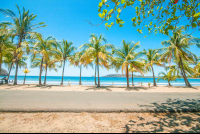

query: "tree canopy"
left=95, top=0, right=200, bottom=35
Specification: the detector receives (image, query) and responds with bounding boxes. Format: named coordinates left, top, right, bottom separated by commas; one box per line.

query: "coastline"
left=1, top=84, right=200, bottom=92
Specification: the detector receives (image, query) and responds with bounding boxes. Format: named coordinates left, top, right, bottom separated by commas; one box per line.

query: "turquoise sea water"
left=0, top=76, right=200, bottom=86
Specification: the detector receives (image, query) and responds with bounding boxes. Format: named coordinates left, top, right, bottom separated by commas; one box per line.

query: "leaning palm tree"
left=160, top=26, right=198, bottom=87
left=57, top=40, right=76, bottom=85
left=80, top=34, right=113, bottom=87
left=113, top=40, right=145, bottom=87
left=32, top=33, right=58, bottom=85
left=0, top=5, right=47, bottom=85
left=22, top=68, right=30, bottom=85
left=143, top=49, right=163, bottom=86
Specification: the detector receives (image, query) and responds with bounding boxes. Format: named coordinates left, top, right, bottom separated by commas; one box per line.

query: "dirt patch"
left=0, top=112, right=199, bottom=133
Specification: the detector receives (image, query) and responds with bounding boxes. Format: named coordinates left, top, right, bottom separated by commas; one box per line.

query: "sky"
left=0, top=0, right=199, bottom=77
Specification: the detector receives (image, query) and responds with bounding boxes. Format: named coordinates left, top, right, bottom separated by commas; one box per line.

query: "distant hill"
left=102, top=74, right=154, bottom=78
left=0, top=69, right=8, bottom=76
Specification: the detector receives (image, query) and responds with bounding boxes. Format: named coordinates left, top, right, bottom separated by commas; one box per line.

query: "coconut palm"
left=143, top=49, right=164, bottom=86
left=160, top=26, right=198, bottom=87
left=0, top=24, right=10, bottom=72
left=69, top=51, right=93, bottom=85
left=80, top=34, right=113, bottom=87
left=113, top=40, right=145, bottom=87
left=157, top=66, right=180, bottom=87
left=57, top=40, right=76, bottom=85
left=22, top=68, right=30, bottom=85
left=129, top=64, right=146, bottom=86
left=43, top=58, right=59, bottom=85
left=32, top=33, right=58, bottom=85
left=0, top=5, right=46, bottom=85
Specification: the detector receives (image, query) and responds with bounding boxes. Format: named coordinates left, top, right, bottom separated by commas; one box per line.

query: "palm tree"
left=0, top=24, right=10, bottom=72
left=57, top=40, right=76, bottom=85
left=32, top=33, right=58, bottom=85
left=22, top=68, right=30, bottom=85
left=157, top=66, right=179, bottom=87
left=160, top=26, right=198, bottom=87
left=143, top=49, right=163, bottom=86
left=113, top=40, right=145, bottom=87
left=69, top=51, right=93, bottom=85
left=43, top=58, right=59, bottom=85
left=129, top=64, right=146, bottom=86
left=0, top=5, right=47, bottom=85
left=80, top=34, right=113, bottom=87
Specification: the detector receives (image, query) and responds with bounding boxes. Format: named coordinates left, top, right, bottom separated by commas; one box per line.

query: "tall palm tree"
left=57, top=40, right=76, bottom=85
left=32, top=33, right=57, bottom=85
left=80, top=34, right=113, bottom=87
left=160, top=27, right=198, bottom=87
left=143, top=49, right=163, bottom=86
left=193, top=58, right=200, bottom=78
left=0, top=5, right=47, bottom=85
left=113, top=40, right=145, bottom=87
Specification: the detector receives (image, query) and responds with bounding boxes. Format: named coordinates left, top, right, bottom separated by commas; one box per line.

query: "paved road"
left=0, top=90, right=200, bottom=112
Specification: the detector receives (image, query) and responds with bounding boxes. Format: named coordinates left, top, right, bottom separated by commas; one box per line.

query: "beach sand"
left=0, top=84, right=200, bottom=92
left=0, top=112, right=199, bottom=133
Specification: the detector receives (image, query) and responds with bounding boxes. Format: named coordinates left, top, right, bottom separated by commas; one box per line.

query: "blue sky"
left=0, top=0, right=199, bottom=77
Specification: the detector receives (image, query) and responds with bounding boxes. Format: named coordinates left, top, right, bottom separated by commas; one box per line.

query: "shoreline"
left=1, top=84, right=200, bottom=92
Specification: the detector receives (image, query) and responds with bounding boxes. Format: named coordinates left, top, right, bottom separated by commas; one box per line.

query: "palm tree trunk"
left=126, top=65, right=129, bottom=87
left=179, top=57, right=192, bottom=87
left=168, top=81, right=171, bottom=87
left=7, top=63, right=13, bottom=81
left=151, top=66, right=157, bottom=86
left=14, top=39, right=22, bottom=85
left=132, top=72, right=134, bottom=86
left=61, top=61, right=66, bottom=85
left=39, top=58, right=43, bottom=85
left=79, top=65, right=82, bottom=85
left=97, top=57, right=100, bottom=87
left=95, top=65, right=97, bottom=85
left=14, top=60, right=19, bottom=85
left=23, top=74, right=26, bottom=85
left=44, top=65, right=47, bottom=85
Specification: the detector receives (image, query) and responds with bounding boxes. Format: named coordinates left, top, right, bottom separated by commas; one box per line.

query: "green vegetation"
left=0, top=5, right=200, bottom=88
left=96, top=0, right=200, bottom=35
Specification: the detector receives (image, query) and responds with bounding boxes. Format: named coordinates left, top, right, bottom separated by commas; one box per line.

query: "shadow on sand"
left=124, top=98, right=200, bottom=133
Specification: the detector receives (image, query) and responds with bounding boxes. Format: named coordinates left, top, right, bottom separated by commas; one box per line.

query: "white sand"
left=0, top=84, right=200, bottom=92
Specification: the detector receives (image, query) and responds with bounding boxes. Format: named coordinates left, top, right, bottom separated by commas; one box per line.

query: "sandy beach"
left=0, top=84, right=200, bottom=92
left=0, top=112, right=199, bottom=133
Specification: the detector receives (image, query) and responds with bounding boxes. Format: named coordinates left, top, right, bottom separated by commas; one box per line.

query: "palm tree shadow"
left=84, top=86, right=112, bottom=92
left=125, top=86, right=149, bottom=91
left=124, top=98, right=200, bottom=133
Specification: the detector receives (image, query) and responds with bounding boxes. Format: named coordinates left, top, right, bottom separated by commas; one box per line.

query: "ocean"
left=0, top=76, right=200, bottom=86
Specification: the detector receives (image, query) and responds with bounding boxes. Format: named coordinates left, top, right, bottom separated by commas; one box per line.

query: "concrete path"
left=0, top=90, right=200, bottom=112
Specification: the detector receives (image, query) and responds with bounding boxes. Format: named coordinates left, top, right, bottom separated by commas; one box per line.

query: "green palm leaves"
left=113, top=40, right=145, bottom=87
left=0, top=5, right=46, bottom=85
left=80, top=34, right=113, bottom=87
left=31, top=33, right=58, bottom=85
left=160, top=26, right=198, bottom=87
left=58, top=40, right=76, bottom=85
left=143, top=49, right=163, bottom=86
